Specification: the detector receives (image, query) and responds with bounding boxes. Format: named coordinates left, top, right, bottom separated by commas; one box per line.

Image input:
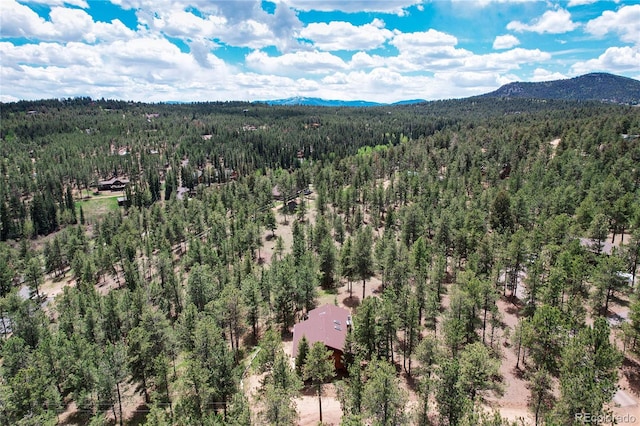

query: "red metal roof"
left=292, top=304, right=351, bottom=357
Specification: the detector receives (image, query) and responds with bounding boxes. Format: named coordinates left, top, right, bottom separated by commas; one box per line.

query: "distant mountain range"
left=255, top=96, right=426, bottom=107
left=259, top=73, right=640, bottom=107
left=478, top=73, right=640, bottom=104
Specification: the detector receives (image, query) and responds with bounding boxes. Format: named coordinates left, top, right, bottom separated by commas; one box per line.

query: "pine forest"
left=1, top=96, right=640, bottom=426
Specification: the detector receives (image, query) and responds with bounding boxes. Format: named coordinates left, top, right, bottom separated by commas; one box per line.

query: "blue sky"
left=1, top=0, right=639, bottom=103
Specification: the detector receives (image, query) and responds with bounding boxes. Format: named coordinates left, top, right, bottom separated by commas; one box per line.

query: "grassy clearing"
left=76, top=195, right=120, bottom=221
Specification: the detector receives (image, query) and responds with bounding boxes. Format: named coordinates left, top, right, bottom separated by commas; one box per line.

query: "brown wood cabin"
left=292, top=304, right=352, bottom=371
left=97, top=177, right=130, bottom=191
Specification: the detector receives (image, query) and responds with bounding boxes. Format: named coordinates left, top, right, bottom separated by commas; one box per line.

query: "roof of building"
left=292, top=304, right=351, bottom=358
left=578, top=237, right=617, bottom=256
left=98, top=177, right=130, bottom=186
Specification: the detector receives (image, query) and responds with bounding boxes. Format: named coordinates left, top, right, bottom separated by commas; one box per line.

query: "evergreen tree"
left=528, top=368, right=553, bottom=426
left=303, top=341, right=334, bottom=424
left=25, top=256, right=44, bottom=300
left=555, top=318, right=622, bottom=424
left=295, top=335, right=310, bottom=376
left=340, top=236, right=356, bottom=299
left=490, top=190, right=513, bottom=233
left=318, top=235, right=337, bottom=289
left=354, top=226, right=374, bottom=301
left=362, top=359, right=407, bottom=426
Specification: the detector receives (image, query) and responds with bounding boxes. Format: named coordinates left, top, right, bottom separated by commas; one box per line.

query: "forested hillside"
left=480, top=73, right=640, bottom=104
left=1, top=97, right=640, bottom=426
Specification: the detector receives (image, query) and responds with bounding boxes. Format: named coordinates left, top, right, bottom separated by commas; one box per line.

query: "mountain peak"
left=480, top=73, right=640, bottom=104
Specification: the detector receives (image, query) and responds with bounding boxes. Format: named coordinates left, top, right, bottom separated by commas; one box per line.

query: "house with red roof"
left=292, top=304, right=351, bottom=371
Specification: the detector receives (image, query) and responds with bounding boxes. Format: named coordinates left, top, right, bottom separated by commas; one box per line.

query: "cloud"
left=0, top=34, right=237, bottom=102
left=391, top=29, right=458, bottom=49
left=245, top=50, right=347, bottom=75
left=20, top=0, right=88, bottom=7
left=1, top=0, right=57, bottom=39
left=282, top=0, right=422, bottom=15
left=530, top=68, right=567, bottom=81
left=493, top=34, right=520, bottom=49
left=567, top=0, right=597, bottom=6
left=132, top=1, right=302, bottom=51
left=387, top=29, right=469, bottom=71
left=507, top=9, right=579, bottom=34
left=0, top=1, right=136, bottom=43
left=299, top=19, right=392, bottom=51
left=585, top=5, right=640, bottom=45
left=463, top=48, right=551, bottom=72
left=571, top=46, right=640, bottom=75
left=349, top=51, right=386, bottom=69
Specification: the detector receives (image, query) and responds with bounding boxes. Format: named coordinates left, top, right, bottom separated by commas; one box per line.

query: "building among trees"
left=292, top=304, right=351, bottom=371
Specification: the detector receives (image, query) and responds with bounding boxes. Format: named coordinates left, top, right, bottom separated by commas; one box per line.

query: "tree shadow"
left=280, top=329, right=293, bottom=342
left=511, top=366, right=527, bottom=380
left=242, top=333, right=259, bottom=348
left=300, top=383, right=317, bottom=396
left=622, top=356, right=640, bottom=396
left=321, top=286, right=339, bottom=295
left=127, top=403, right=150, bottom=426
left=403, top=371, right=420, bottom=393
left=342, top=296, right=360, bottom=308
left=58, top=406, right=94, bottom=425
left=610, top=292, right=630, bottom=307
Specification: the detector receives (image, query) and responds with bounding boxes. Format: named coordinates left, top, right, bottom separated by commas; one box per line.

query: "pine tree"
left=295, top=335, right=310, bottom=376
left=354, top=226, right=374, bottom=301
left=318, top=235, right=337, bottom=289
left=303, top=341, right=334, bottom=423
left=362, top=359, right=407, bottom=426
left=555, top=318, right=622, bottom=424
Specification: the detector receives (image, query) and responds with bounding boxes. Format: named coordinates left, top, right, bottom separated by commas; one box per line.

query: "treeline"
left=1, top=97, right=637, bottom=240
left=0, top=98, right=639, bottom=425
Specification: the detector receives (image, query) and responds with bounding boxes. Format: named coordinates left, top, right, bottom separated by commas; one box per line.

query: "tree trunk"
left=482, top=301, right=488, bottom=344
left=362, top=278, right=366, bottom=300
left=318, top=384, right=323, bottom=423
left=604, top=287, right=612, bottom=316
left=108, top=402, right=117, bottom=426
left=403, top=329, right=408, bottom=373
left=116, top=382, right=124, bottom=426
left=515, top=333, right=522, bottom=370
left=142, top=373, right=150, bottom=403
left=252, top=317, right=258, bottom=339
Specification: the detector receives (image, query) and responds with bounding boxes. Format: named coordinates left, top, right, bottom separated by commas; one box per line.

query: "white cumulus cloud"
left=571, top=46, right=640, bottom=75
left=282, top=0, right=422, bottom=15
left=585, top=5, right=640, bottom=45
left=349, top=51, right=387, bottom=69
left=20, top=0, right=89, bottom=7
left=507, top=9, right=579, bottom=34
left=391, top=29, right=458, bottom=50
left=567, top=0, right=598, bottom=7
left=530, top=68, right=567, bottom=81
left=0, top=0, right=136, bottom=43
left=493, top=34, right=520, bottom=49
left=245, top=50, right=347, bottom=75
left=300, top=19, right=392, bottom=51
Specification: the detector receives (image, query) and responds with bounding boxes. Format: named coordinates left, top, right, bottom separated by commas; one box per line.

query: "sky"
left=1, top=0, right=639, bottom=103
